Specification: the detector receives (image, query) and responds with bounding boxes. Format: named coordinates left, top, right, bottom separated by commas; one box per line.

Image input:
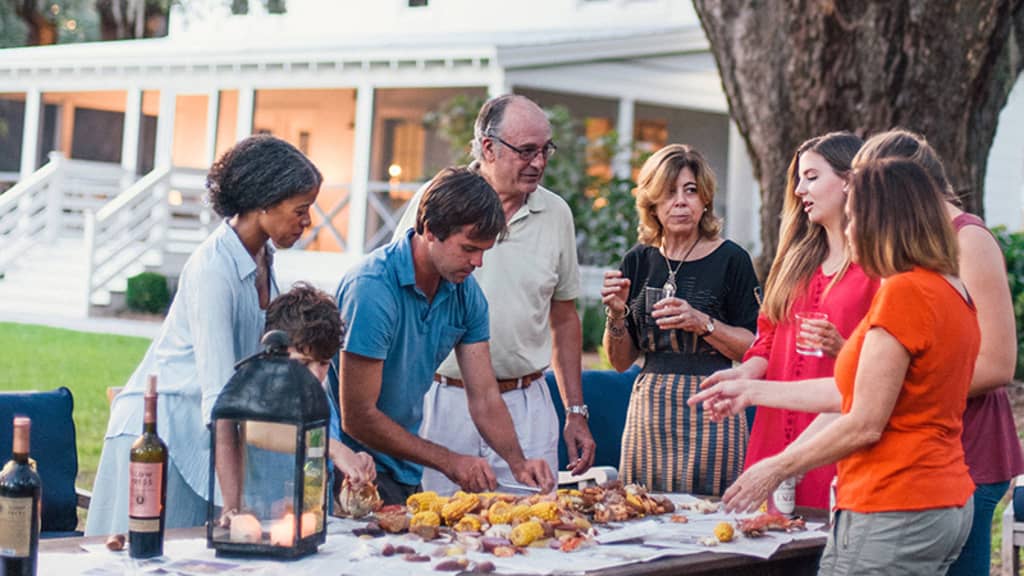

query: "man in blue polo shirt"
left=331, top=167, right=555, bottom=504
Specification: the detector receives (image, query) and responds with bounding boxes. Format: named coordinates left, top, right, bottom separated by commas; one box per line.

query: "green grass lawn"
left=0, top=322, right=151, bottom=491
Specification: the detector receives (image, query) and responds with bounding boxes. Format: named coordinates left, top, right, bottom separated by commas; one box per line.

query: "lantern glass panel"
left=208, top=420, right=316, bottom=548
left=302, top=426, right=327, bottom=534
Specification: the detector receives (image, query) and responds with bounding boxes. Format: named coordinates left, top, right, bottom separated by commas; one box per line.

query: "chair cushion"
left=546, top=366, right=639, bottom=470
left=0, top=387, right=79, bottom=532
left=1015, top=484, right=1024, bottom=522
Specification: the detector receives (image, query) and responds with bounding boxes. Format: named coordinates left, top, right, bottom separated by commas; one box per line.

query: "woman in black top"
left=601, top=144, right=760, bottom=495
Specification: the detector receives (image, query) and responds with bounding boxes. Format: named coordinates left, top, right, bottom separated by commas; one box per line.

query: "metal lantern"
left=206, top=331, right=330, bottom=558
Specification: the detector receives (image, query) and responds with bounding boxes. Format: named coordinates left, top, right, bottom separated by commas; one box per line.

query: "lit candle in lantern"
left=229, top=513, right=262, bottom=543
left=271, top=514, right=295, bottom=546
left=270, top=512, right=319, bottom=546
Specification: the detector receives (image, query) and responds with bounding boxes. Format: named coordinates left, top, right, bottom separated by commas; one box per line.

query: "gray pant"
left=819, top=500, right=974, bottom=576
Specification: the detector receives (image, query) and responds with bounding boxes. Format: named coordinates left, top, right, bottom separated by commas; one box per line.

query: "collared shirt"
left=331, top=228, right=490, bottom=485
left=105, top=220, right=277, bottom=500
left=394, top=184, right=580, bottom=379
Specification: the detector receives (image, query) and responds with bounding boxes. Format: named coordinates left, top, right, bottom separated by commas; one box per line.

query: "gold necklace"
left=662, top=235, right=700, bottom=295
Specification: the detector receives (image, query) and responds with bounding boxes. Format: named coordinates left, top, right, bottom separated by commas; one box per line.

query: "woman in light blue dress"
left=85, top=135, right=322, bottom=536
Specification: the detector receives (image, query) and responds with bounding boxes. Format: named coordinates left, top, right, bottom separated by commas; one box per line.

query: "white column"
left=204, top=90, right=221, bottom=166
left=613, top=97, right=634, bottom=179
left=235, top=86, right=255, bottom=142
left=19, top=89, right=41, bottom=179
left=347, top=83, right=375, bottom=255
left=121, top=88, right=142, bottom=176
left=154, top=89, right=177, bottom=170
left=725, top=120, right=760, bottom=254
left=488, top=69, right=509, bottom=98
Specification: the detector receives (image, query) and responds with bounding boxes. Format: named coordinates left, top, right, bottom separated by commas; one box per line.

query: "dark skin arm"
left=215, top=420, right=243, bottom=522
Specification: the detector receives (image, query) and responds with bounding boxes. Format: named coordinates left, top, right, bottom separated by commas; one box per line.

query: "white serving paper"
left=42, top=504, right=826, bottom=576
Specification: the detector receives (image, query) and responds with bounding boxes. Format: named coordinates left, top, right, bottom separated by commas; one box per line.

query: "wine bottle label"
left=129, top=462, right=163, bottom=521
left=0, top=495, right=33, bottom=557
left=129, top=517, right=162, bottom=533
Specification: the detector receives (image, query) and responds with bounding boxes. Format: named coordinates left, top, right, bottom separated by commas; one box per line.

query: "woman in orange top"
left=690, top=158, right=977, bottom=574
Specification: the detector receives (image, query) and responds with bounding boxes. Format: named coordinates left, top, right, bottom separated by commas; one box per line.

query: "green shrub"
left=992, top=226, right=1024, bottom=379
left=580, top=302, right=606, bottom=352
left=125, top=271, right=170, bottom=314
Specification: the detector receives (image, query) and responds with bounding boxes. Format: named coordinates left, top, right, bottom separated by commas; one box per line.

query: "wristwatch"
left=703, top=317, right=715, bottom=336
left=567, top=404, right=590, bottom=420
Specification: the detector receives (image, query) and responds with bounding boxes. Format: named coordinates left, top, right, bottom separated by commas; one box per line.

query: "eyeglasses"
left=486, top=134, right=557, bottom=162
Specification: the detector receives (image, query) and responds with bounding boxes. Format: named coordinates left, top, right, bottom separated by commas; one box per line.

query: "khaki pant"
left=820, top=499, right=974, bottom=575
left=418, top=376, right=558, bottom=496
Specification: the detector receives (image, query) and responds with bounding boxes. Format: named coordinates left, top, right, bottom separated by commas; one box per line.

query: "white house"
left=0, top=0, right=1021, bottom=317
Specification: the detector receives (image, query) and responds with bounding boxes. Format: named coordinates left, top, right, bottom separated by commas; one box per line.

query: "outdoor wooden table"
left=41, top=519, right=826, bottom=576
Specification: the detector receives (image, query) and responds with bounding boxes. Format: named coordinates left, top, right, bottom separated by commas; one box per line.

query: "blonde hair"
left=761, top=132, right=863, bottom=323
left=635, top=144, right=721, bottom=247
left=849, top=159, right=959, bottom=278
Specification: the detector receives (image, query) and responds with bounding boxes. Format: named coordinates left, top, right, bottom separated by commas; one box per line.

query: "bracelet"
left=606, top=318, right=627, bottom=339
left=604, top=304, right=629, bottom=321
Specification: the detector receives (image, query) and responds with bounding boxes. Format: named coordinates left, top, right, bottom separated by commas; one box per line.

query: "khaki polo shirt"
left=393, top=184, right=581, bottom=379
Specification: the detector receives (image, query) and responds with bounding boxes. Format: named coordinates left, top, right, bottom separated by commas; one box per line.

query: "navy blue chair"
left=545, top=365, right=640, bottom=471
left=0, top=387, right=85, bottom=537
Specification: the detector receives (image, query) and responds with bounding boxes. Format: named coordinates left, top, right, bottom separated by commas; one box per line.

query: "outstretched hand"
left=687, top=376, right=756, bottom=422
left=721, top=457, right=786, bottom=513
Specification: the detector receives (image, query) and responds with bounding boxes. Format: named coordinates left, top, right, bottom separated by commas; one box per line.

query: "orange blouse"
left=833, top=267, right=978, bottom=512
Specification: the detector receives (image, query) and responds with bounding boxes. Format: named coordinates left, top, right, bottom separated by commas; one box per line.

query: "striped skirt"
left=619, top=372, right=747, bottom=496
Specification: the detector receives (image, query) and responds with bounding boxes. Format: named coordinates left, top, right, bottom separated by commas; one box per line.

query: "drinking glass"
left=645, top=286, right=667, bottom=325
left=795, top=312, right=828, bottom=357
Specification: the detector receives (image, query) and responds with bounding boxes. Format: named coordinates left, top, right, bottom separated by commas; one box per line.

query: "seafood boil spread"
left=334, top=479, right=820, bottom=573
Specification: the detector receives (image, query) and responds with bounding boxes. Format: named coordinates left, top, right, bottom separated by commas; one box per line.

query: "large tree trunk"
left=693, top=0, right=1024, bottom=278
left=96, top=0, right=169, bottom=40
left=14, top=1, right=58, bottom=45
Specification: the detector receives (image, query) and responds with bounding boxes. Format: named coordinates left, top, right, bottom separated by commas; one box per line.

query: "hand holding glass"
left=645, top=286, right=667, bottom=324
left=795, top=312, right=828, bottom=357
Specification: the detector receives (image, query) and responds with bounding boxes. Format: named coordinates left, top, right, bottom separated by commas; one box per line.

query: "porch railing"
left=83, top=165, right=210, bottom=307
left=0, top=153, right=63, bottom=277
left=365, top=180, right=421, bottom=251
left=83, top=166, right=169, bottom=307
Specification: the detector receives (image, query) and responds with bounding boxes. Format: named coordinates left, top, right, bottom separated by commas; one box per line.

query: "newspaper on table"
left=40, top=494, right=825, bottom=576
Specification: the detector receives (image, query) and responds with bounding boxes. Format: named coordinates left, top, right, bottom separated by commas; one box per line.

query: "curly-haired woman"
left=85, top=135, right=322, bottom=536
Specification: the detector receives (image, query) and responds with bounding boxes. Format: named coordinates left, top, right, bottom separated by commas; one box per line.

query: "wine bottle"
left=129, top=374, right=168, bottom=559
left=0, top=416, right=41, bottom=576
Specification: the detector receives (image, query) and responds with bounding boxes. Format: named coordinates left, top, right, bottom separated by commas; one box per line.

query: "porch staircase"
left=0, top=238, right=90, bottom=318
left=0, top=155, right=210, bottom=320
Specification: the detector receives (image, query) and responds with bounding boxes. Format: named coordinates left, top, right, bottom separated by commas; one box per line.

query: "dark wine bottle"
left=0, top=416, right=41, bottom=576
left=129, top=374, right=168, bottom=559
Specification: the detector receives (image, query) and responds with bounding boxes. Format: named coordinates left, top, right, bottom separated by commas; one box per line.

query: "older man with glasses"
left=394, top=94, right=595, bottom=496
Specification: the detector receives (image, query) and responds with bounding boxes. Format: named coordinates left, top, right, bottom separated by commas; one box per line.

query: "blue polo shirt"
left=332, top=228, right=490, bottom=485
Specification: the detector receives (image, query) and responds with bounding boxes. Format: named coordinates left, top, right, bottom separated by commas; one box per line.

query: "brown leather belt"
left=434, top=371, right=543, bottom=394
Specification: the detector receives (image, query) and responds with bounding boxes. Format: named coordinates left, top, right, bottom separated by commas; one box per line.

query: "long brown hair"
left=854, top=128, right=961, bottom=207
left=849, top=159, right=959, bottom=278
left=635, top=144, right=721, bottom=247
left=761, top=132, right=863, bottom=323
